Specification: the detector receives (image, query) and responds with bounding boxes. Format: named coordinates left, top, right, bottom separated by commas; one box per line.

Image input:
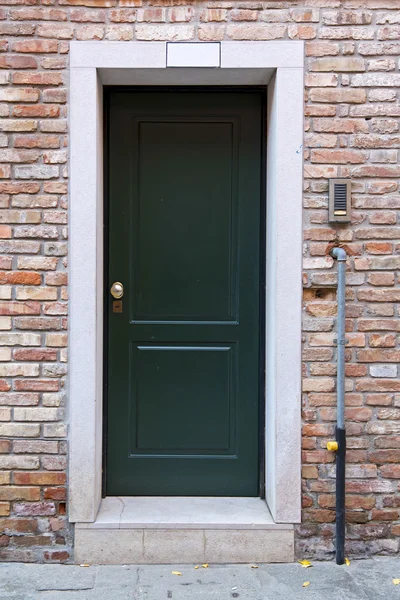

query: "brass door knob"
left=110, top=282, right=124, bottom=299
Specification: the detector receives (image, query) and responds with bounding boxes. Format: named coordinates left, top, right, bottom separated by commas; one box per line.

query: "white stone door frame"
left=69, top=40, right=304, bottom=525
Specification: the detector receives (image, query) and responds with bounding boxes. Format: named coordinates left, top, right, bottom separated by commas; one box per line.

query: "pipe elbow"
left=330, top=247, right=347, bottom=261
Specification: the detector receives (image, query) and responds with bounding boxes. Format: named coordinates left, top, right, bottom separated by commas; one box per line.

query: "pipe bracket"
left=327, top=441, right=339, bottom=452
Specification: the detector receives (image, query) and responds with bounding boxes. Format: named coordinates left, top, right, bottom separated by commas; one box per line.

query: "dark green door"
left=106, top=91, right=262, bottom=496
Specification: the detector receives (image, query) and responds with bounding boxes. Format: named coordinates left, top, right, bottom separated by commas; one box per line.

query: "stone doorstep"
left=74, top=497, right=294, bottom=564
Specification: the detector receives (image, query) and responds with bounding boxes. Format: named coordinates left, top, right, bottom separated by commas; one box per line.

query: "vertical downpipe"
left=330, top=247, right=347, bottom=565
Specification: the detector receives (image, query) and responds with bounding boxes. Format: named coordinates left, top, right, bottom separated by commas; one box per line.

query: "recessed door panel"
left=131, top=344, right=236, bottom=455
left=134, top=119, right=238, bottom=322
left=107, top=91, right=262, bottom=496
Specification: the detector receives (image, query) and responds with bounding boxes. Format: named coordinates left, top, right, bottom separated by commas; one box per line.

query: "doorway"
left=105, top=90, right=264, bottom=496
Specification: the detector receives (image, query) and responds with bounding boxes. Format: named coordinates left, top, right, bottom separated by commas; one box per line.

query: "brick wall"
left=0, top=0, right=399, bottom=562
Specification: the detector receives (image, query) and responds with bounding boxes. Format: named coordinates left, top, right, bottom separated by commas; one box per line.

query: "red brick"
left=12, top=105, right=60, bottom=118
left=11, top=40, right=58, bottom=53
left=289, top=24, right=316, bottom=40
left=371, top=509, right=399, bottom=521
left=311, top=149, right=367, bottom=164
left=358, top=349, right=400, bottom=362
left=0, top=55, right=37, bottom=69
left=356, top=379, right=400, bottom=392
left=306, top=42, right=340, bottom=57
left=13, top=349, right=57, bottom=361
left=44, top=550, right=69, bottom=562
left=10, top=8, right=67, bottom=21
left=365, top=242, right=393, bottom=254
left=0, top=272, right=41, bottom=285
left=369, top=450, right=400, bottom=464
left=0, top=226, right=11, bottom=239
left=366, top=394, right=393, bottom=406
left=0, top=441, right=11, bottom=453
left=0, top=519, right=38, bottom=534
left=0, top=487, right=40, bottom=501
left=303, top=509, right=335, bottom=523
left=380, top=465, right=400, bottom=478
left=310, top=88, right=366, bottom=103
left=14, top=472, right=66, bottom=485
left=44, top=487, right=66, bottom=500
left=231, top=10, right=258, bottom=22
left=12, top=72, right=63, bottom=86
left=14, top=380, right=60, bottom=392
left=0, top=183, right=40, bottom=195
left=14, top=135, right=60, bottom=149
left=302, top=450, right=335, bottom=464
left=0, top=302, right=40, bottom=316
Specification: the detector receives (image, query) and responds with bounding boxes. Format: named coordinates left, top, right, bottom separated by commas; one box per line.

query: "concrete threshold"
left=74, top=497, right=294, bottom=564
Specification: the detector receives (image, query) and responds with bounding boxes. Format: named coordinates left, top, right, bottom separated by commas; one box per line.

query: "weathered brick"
left=0, top=88, right=39, bottom=103
left=0, top=56, right=37, bottom=70
left=0, top=23, right=35, bottom=36
left=226, top=23, right=286, bottom=40
left=42, top=89, right=67, bottom=104
left=230, top=9, right=257, bottom=22
left=369, top=334, right=396, bottom=348
left=14, top=135, right=60, bottom=149
left=10, top=8, right=68, bottom=21
left=137, top=7, right=166, bottom=21
left=310, top=57, right=365, bottom=72
left=306, top=41, right=339, bottom=57
left=322, top=11, right=372, bottom=26
left=37, top=23, right=75, bottom=39
left=12, top=105, right=60, bottom=119
left=291, top=8, right=319, bottom=23
left=0, top=455, right=39, bottom=469
left=14, top=380, right=60, bottom=392
left=359, top=320, right=400, bottom=332
left=135, top=23, right=194, bottom=40
left=14, top=472, right=66, bottom=485
left=14, top=166, right=59, bottom=180
left=0, top=393, right=39, bottom=406
left=15, top=287, right=57, bottom=301
left=0, top=487, right=40, bottom=502
left=14, top=407, right=61, bottom=422
left=319, top=26, right=374, bottom=41
left=311, top=149, right=367, bottom=164
left=13, top=440, right=58, bottom=454
left=13, top=502, right=56, bottom=517
left=0, top=364, right=38, bottom=377
left=71, top=8, right=106, bottom=22
left=12, top=40, right=59, bottom=54
left=310, top=88, right=366, bottom=103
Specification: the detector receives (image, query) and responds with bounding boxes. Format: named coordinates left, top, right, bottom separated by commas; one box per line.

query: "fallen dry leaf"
left=172, top=571, right=182, bottom=576
left=303, top=581, right=310, bottom=588
left=194, top=565, right=199, bottom=569
left=202, top=564, right=209, bottom=569
left=393, top=579, right=400, bottom=585
left=79, top=564, right=90, bottom=568
left=345, top=558, right=351, bottom=567
left=250, top=565, right=259, bottom=569
left=298, top=560, right=312, bottom=568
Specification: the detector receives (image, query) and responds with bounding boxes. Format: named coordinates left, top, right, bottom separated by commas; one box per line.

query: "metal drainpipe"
left=329, top=247, right=347, bottom=565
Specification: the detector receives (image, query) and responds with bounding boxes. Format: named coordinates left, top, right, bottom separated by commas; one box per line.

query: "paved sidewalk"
left=1, top=558, right=400, bottom=599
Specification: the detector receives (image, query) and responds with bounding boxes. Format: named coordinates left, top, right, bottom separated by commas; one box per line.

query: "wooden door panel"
left=130, top=344, right=236, bottom=455
left=107, top=91, right=262, bottom=496
left=133, top=118, right=238, bottom=322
